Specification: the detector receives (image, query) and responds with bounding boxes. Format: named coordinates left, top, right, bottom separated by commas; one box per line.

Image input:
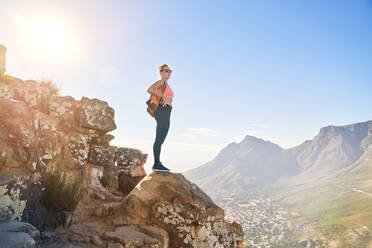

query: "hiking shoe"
left=152, top=162, right=171, bottom=172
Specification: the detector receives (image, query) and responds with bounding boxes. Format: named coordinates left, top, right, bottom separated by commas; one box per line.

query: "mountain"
left=268, top=131, right=372, bottom=247
left=184, top=120, right=372, bottom=197
left=184, top=120, right=372, bottom=246
left=277, top=120, right=372, bottom=186
left=183, top=135, right=302, bottom=197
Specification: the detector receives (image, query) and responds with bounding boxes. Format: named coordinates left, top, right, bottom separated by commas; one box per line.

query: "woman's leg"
left=153, top=105, right=171, bottom=164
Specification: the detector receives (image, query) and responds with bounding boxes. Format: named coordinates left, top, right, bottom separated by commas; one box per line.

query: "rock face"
left=0, top=73, right=244, bottom=248
left=0, top=75, right=146, bottom=191
left=114, top=172, right=244, bottom=248
left=0, top=231, right=36, bottom=248
left=0, top=221, right=39, bottom=248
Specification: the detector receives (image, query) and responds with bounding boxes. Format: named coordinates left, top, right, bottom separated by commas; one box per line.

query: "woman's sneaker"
left=152, top=162, right=171, bottom=172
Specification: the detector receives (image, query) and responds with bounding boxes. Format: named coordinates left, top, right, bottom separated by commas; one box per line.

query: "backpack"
left=146, top=80, right=167, bottom=118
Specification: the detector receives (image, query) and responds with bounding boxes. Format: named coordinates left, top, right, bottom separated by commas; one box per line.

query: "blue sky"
left=1, top=0, right=371, bottom=174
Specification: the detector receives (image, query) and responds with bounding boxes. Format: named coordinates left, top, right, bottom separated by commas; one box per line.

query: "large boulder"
left=0, top=139, right=29, bottom=171
left=48, top=95, right=78, bottom=130
left=0, top=98, right=27, bottom=118
left=97, top=147, right=148, bottom=194
left=112, top=172, right=244, bottom=248
left=0, top=221, right=40, bottom=239
left=0, top=82, right=15, bottom=99
left=102, top=225, right=162, bottom=248
left=0, top=98, right=36, bottom=149
left=66, top=132, right=92, bottom=168
left=0, top=231, right=36, bottom=248
left=77, top=96, right=117, bottom=133
left=12, top=79, right=53, bottom=112
left=89, top=145, right=117, bottom=166
left=64, top=171, right=243, bottom=248
left=0, top=177, right=28, bottom=222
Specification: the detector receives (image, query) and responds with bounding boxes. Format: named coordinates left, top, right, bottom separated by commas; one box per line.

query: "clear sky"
left=1, top=0, right=371, bottom=174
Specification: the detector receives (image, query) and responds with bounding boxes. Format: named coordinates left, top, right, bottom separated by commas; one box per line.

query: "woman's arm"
left=147, top=80, right=164, bottom=98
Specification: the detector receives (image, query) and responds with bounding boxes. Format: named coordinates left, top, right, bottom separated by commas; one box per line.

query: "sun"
left=15, top=15, right=24, bottom=25
left=30, top=22, right=72, bottom=56
left=16, top=15, right=76, bottom=59
left=29, top=19, right=73, bottom=57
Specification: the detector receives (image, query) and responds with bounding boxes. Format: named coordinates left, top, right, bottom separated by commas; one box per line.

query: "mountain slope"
left=267, top=144, right=372, bottom=247
left=280, top=120, right=372, bottom=186
left=184, top=135, right=302, bottom=197
left=184, top=120, right=372, bottom=197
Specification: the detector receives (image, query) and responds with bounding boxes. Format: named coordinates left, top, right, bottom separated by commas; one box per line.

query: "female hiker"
left=147, top=64, right=174, bottom=172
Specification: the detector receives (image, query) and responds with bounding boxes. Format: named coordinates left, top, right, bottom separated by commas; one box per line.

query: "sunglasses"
left=161, top=69, right=172, bottom=73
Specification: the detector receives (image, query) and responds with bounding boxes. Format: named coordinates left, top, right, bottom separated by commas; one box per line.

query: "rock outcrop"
left=115, top=172, right=244, bottom=247
left=0, top=221, right=39, bottom=248
left=0, top=71, right=244, bottom=247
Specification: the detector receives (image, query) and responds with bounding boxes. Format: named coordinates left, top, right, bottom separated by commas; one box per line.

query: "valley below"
left=213, top=173, right=372, bottom=248
left=215, top=183, right=372, bottom=248
left=215, top=193, right=296, bottom=247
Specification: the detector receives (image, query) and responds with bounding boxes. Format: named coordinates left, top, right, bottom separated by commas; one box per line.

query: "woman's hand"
left=160, top=95, right=166, bottom=107
left=165, top=96, right=172, bottom=107
left=161, top=96, right=172, bottom=107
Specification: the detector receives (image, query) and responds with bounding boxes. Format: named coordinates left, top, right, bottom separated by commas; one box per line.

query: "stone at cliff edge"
left=112, top=172, right=244, bottom=248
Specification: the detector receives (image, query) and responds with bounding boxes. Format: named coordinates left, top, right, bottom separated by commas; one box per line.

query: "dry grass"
left=39, top=79, right=60, bottom=95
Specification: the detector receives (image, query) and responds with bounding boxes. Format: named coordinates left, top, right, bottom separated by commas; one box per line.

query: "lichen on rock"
left=113, top=172, right=244, bottom=248
left=0, top=178, right=27, bottom=221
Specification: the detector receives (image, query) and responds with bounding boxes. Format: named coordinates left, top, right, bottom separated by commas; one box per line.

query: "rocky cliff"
left=0, top=73, right=244, bottom=248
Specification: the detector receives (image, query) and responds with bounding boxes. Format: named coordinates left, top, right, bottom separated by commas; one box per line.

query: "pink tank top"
left=163, top=83, right=174, bottom=98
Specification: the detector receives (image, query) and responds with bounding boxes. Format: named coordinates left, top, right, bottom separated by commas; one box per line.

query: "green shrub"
left=41, top=165, right=82, bottom=213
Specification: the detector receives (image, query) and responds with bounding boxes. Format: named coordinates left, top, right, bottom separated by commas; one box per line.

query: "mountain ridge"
left=184, top=119, right=372, bottom=197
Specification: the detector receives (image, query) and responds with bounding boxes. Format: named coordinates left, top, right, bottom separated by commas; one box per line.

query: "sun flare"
left=16, top=15, right=77, bottom=60
left=30, top=22, right=72, bottom=55
left=15, top=15, right=24, bottom=25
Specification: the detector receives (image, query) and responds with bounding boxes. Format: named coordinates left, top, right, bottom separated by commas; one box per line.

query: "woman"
left=147, top=64, right=174, bottom=172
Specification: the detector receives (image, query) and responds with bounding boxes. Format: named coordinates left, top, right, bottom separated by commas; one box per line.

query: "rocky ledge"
left=0, top=74, right=244, bottom=247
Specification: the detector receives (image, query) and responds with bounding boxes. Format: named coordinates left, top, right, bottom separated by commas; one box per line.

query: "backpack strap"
left=161, top=79, right=167, bottom=93
left=149, top=79, right=167, bottom=105
left=158, top=79, right=167, bottom=104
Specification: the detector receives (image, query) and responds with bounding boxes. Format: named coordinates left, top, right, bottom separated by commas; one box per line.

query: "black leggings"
left=153, top=104, right=172, bottom=164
